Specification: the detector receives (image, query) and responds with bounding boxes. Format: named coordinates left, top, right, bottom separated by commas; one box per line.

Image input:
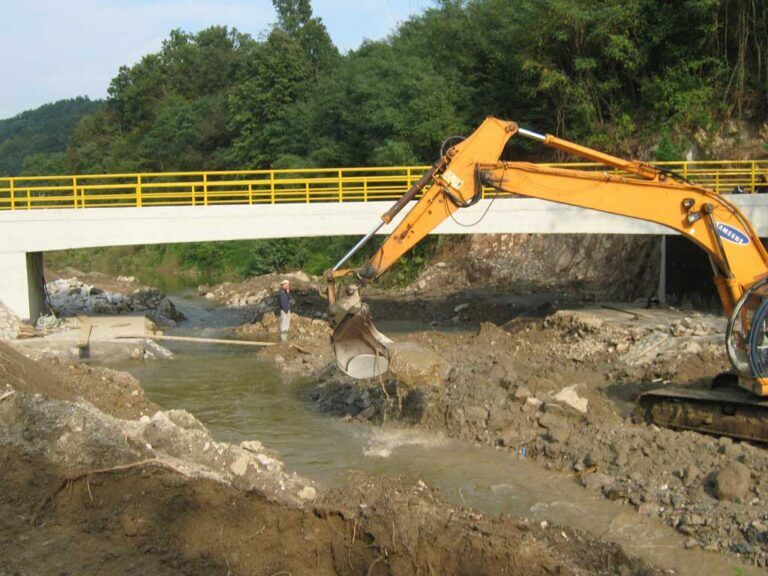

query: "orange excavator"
left=325, top=117, right=768, bottom=441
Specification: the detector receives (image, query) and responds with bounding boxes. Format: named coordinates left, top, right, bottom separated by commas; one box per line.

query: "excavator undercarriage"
left=637, top=384, right=768, bottom=442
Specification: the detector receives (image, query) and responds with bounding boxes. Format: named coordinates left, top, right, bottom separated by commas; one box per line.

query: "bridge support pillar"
left=658, top=235, right=666, bottom=304
left=0, top=252, right=45, bottom=322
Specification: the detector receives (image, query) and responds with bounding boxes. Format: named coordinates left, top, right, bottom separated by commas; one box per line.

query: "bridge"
left=2, top=160, right=768, bottom=321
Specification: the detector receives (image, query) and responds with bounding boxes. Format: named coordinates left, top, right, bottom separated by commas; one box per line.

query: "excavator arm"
left=327, top=117, right=768, bottom=404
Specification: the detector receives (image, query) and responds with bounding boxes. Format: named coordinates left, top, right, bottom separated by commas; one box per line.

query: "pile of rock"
left=203, top=283, right=274, bottom=311
left=47, top=278, right=184, bottom=325
left=0, top=301, right=20, bottom=340
left=1, top=384, right=317, bottom=507
left=200, top=271, right=327, bottom=319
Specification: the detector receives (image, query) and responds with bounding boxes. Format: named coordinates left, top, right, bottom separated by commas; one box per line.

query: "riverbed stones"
left=714, top=461, right=751, bottom=501
left=47, top=278, right=183, bottom=325
left=553, top=384, right=588, bottom=414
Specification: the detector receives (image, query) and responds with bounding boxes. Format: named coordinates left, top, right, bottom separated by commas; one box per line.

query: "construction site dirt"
left=1, top=269, right=766, bottom=574
left=1, top=340, right=665, bottom=576
left=223, top=272, right=768, bottom=569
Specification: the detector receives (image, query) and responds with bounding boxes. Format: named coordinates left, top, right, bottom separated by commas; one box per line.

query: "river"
left=106, top=293, right=759, bottom=575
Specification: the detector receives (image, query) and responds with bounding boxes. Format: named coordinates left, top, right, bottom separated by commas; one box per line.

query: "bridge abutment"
left=0, top=252, right=45, bottom=321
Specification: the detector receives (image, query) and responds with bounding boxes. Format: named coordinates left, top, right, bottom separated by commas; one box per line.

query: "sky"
left=0, top=0, right=434, bottom=120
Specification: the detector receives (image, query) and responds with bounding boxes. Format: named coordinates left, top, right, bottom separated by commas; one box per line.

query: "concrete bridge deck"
left=2, top=194, right=768, bottom=322
left=3, top=153, right=768, bottom=322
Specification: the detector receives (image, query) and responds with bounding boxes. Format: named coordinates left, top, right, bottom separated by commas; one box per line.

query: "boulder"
left=388, top=342, right=445, bottom=388
left=714, top=461, right=751, bottom=501
left=553, top=384, right=588, bottom=414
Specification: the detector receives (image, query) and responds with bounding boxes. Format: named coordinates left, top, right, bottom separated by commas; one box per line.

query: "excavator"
left=325, top=116, right=768, bottom=442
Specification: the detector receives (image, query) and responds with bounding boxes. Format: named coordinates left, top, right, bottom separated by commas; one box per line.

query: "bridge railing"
left=1, top=160, right=767, bottom=210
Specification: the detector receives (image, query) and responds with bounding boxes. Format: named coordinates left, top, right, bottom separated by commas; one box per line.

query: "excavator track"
left=637, top=386, right=768, bottom=443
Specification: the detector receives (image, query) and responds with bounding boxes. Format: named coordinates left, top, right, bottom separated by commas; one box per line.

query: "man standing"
left=278, top=279, right=291, bottom=342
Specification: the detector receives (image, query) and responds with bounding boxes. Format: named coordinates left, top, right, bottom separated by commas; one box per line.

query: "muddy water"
left=109, top=297, right=759, bottom=576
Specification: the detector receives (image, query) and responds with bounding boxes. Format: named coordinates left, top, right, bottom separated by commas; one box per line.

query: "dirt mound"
left=200, top=271, right=327, bottom=319
left=0, top=341, right=157, bottom=419
left=234, top=311, right=334, bottom=376
left=0, top=447, right=657, bottom=576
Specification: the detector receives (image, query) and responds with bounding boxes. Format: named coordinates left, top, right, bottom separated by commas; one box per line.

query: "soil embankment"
left=204, top=271, right=768, bottom=567
left=0, top=341, right=659, bottom=575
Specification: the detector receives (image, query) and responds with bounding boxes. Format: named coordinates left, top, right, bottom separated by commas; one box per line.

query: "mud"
left=0, top=342, right=660, bottom=576
left=299, top=305, right=768, bottom=566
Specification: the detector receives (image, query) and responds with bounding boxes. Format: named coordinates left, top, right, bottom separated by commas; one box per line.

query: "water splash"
left=362, top=427, right=447, bottom=458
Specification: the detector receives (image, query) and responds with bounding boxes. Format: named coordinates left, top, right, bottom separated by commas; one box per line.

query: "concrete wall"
left=2, top=195, right=768, bottom=253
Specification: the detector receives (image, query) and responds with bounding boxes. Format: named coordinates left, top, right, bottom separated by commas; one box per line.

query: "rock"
left=464, top=405, right=489, bottom=426
left=580, top=472, right=613, bottom=491
left=230, top=454, right=250, bottom=476
left=683, top=464, right=700, bottom=485
left=297, top=486, right=317, bottom=501
left=714, top=461, right=751, bottom=501
left=388, top=342, right=445, bottom=388
left=682, top=340, right=702, bottom=355
left=525, top=397, right=543, bottom=410
left=637, top=503, right=657, bottom=516
left=553, top=384, right=588, bottom=414
left=487, top=406, right=513, bottom=430
left=687, top=513, right=705, bottom=526
left=513, top=386, right=532, bottom=400
left=539, top=412, right=571, bottom=443
left=166, top=409, right=206, bottom=432
left=241, top=440, right=263, bottom=454
left=255, top=453, right=281, bottom=470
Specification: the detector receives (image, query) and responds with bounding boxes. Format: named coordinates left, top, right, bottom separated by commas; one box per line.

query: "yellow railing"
left=1, top=160, right=767, bottom=210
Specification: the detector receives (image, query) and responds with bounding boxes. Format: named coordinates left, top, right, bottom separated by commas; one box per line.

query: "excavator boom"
left=327, top=117, right=768, bottom=439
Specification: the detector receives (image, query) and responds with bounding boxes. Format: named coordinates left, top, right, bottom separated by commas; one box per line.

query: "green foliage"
left=653, top=130, right=687, bottom=162
left=14, top=0, right=768, bottom=281
left=0, top=97, right=102, bottom=176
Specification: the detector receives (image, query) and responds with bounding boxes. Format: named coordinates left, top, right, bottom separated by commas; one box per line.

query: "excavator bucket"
left=331, top=310, right=392, bottom=379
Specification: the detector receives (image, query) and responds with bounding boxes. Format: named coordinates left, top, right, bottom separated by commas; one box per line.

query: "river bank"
left=0, top=339, right=663, bottom=575
left=194, top=271, right=768, bottom=569
left=3, top=268, right=764, bottom=573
